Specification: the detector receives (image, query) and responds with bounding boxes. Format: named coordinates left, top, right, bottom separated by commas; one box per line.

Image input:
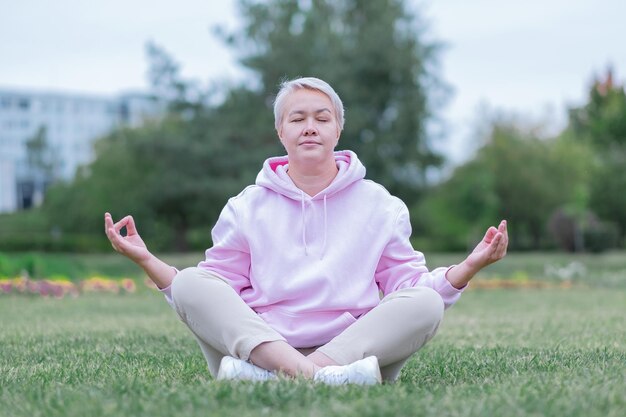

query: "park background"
left=1, top=1, right=625, bottom=416
left=1, top=0, right=625, bottom=254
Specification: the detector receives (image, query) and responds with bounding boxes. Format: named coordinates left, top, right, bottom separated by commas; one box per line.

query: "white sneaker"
left=313, top=356, right=382, bottom=385
left=216, top=356, right=277, bottom=381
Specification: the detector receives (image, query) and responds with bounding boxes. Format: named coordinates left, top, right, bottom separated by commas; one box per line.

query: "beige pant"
left=171, top=267, right=444, bottom=382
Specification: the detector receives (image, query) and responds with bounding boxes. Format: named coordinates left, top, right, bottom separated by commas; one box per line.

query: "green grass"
left=1, top=283, right=625, bottom=416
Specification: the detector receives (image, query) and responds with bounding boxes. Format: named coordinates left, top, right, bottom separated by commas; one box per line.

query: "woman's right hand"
left=104, top=212, right=176, bottom=289
left=104, top=212, right=152, bottom=266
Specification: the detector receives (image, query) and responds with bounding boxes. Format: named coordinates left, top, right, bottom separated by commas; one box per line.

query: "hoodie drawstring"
left=300, top=190, right=308, bottom=256
left=299, top=191, right=328, bottom=258
left=321, top=194, right=328, bottom=259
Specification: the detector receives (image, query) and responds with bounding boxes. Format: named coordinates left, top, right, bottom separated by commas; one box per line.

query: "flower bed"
left=0, top=275, right=138, bottom=298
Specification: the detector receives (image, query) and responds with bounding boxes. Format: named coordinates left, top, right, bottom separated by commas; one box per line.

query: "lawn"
left=1, top=252, right=625, bottom=417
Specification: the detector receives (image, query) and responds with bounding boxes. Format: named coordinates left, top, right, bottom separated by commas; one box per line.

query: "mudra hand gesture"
left=466, top=220, right=508, bottom=270
left=446, top=220, right=509, bottom=289
left=104, top=212, right=151, bottom=265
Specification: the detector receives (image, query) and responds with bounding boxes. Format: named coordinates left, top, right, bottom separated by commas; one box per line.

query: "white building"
left=0, top=88, right=162, bottom=212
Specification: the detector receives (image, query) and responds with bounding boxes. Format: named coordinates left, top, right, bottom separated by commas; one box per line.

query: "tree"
left=145, top=42, right=206, bottom=115
left=45, top=42, right=284, bottom=251
left=222, top=0, right=447, bottom=205
left=587, top=149, right=626, bottom=240
left=24, top=125, right=58, bottom=207
left=413, top=160, right=498, bottom=251
left=42, top=0, right=448, bottom=251
left=569, top=67, right=626, bottom=149
left=567, top=67, right=626, bottom=242
left=416, top=119, right=594, bottom=251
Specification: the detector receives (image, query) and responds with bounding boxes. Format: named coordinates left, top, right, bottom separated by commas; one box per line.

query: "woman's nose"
left=303, top=119, right=318, bottom=135
left=303, top=127, right=317, bottom=136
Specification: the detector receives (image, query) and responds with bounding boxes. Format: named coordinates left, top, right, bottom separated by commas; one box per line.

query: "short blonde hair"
left=273, top=77, right=345, bottom=131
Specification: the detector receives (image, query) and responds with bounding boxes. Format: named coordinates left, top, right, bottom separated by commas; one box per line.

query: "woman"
left=104, top=77, right=508, bottom=385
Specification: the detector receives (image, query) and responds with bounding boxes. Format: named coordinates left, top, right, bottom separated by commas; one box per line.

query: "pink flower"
left=119, top=279, right=136, bottom=293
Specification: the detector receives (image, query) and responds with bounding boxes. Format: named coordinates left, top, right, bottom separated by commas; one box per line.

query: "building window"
left=18, top=98, right=30, bottom=110
left=17, top=180, right=35, bottom=210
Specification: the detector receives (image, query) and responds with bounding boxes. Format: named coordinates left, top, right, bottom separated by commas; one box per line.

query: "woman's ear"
left=277, top=128, right=284, bottom=145
left=276, top=130, right=285, bottom=148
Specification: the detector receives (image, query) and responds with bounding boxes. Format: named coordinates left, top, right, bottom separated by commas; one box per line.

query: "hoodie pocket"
left=258, top=308, right=357, bottom=348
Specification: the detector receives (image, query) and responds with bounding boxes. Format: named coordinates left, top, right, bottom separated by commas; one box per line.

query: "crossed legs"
left=171, top=267, right=444, bottom=382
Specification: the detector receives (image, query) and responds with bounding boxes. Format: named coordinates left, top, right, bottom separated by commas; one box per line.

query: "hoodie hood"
left=255, top=150, right=366, bottom=200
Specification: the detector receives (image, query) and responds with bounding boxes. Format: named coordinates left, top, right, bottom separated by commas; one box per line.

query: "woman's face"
left=278, top=89, right=340, bottom=167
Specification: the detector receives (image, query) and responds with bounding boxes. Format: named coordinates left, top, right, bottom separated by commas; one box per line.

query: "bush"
left=584, top=221, right=621, bottom=253
left=548, top=207, right=620, bottom=253
left=0, top=233, right=111, bottom=253
left=548, top=208, right=583, bottom=252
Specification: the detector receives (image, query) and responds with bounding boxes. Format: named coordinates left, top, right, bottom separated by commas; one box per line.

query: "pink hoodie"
left=163, top=150, right=464, bottom=348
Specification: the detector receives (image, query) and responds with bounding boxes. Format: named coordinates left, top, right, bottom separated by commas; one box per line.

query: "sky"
left=2, top=0, right=625, bottom=163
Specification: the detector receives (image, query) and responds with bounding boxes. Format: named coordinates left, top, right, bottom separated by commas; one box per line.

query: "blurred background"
left=1, top=0, right=625, bottom=254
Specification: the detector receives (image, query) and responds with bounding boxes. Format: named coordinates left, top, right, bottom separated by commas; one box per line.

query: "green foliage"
left=413, top=161, right=498, bottom=251
left=0, top=210, right=103, bottom=252
left=43, top=114, right=271, bottom=251
left=569, top=70, right=626, bottom=148
left=415, top=69, right=625, bottom=252
left=41, top=93, right=287, bottom=251
left=47, top=42, right=281, bottom=249
left=583, top=221, right=621, bottom=253
left=43, top=125, right=160, bottom=248
left=0, top=251, right=138, bottom=280
left=587, top=148, right=626, bottom=239
left=33, top=0, right=444, bottom=252
left=0, top=209, right=49, bottom=236
left=10, top=2, right=622, bottom=254
left=566, top=69, right=626, bottom=242
left=145, top=41, right=196, bottom=109
left=416, top=120, right=595, bottom=251
left=483, top=125, right=593, bottom=248
left=0, top=252, right=71, bottom=278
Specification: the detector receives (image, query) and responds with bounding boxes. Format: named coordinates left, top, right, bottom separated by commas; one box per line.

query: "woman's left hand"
left=465, top=220, right=509, bottom=271
left=445, top=220, right=509, bottom=289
